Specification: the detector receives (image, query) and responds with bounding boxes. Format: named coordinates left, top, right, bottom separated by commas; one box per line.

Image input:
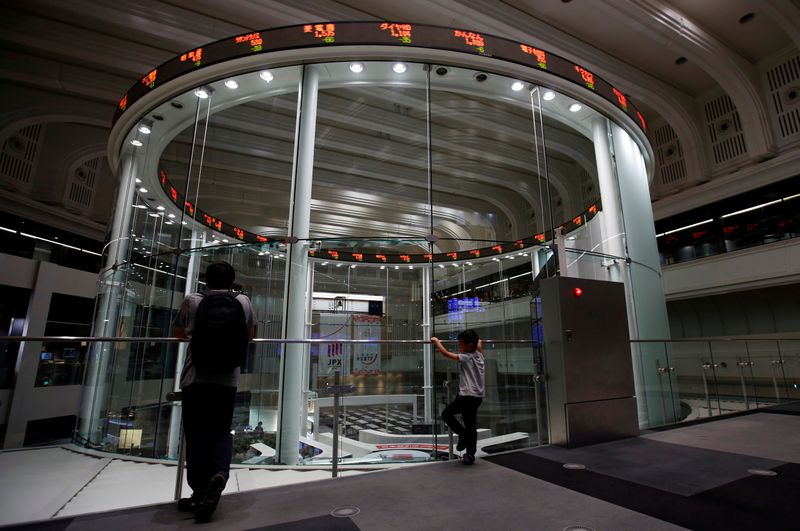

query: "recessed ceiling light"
left=168, top=213, right=176, bottom=218
left=130, top=139, right=143, bottom=146
left=224, top=79, right=239, bottom=89
left=135, top=178, right=142, bottom=183
left=511, top=81, right=525, bottom=91
left=156, top=206, right=165, bottom=211
left=259, top=71, right=274, bottom=82
left=569, top=103, right=582, bottom=112
left=137, top=124, right=151, bottom=135
left=194, top=88, right=209, bottom=99
left=675, top=56, right=687, bottom=65
left=543, top=91, right=556, bottom=101
left=138, top=187, right=148, bottom=193
left=393, top=62, right=406, bottom=74
left=350, top=62, right=364, bottom=73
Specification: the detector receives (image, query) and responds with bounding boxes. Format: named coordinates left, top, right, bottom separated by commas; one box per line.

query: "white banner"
left=352, top=314, right=381, bottom=376
left=318, top=314, right=350, bottom=375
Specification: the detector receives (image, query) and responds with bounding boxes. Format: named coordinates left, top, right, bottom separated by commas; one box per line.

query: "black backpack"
left=190, top=291, right=249, bottom=373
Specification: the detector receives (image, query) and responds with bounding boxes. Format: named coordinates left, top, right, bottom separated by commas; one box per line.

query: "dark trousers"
left=442, top=395, right=482, bottom=456
left=182, top=383, right=236, bottom=498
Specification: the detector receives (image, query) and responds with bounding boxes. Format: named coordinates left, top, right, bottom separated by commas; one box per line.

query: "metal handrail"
left=631, top=337, right=800, bottom=343
left=0, top=336, right=541, bottom=344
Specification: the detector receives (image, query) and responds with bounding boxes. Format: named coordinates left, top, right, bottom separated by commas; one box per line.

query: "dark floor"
left=5, top=408, right=799, bottom=531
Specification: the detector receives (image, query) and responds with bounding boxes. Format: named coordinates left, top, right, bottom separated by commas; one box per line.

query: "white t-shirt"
left=457, top=351, right=485, bottom=397
left=175, top=290, right=256, bottom=389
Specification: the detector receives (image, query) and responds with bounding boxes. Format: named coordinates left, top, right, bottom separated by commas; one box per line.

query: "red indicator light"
left=573, top=287, right=583, bottom=297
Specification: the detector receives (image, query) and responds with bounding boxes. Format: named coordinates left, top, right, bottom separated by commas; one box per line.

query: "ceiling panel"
left=504, top=0, right=718, bottom=95
left=668, top=0, right=792, bottom=62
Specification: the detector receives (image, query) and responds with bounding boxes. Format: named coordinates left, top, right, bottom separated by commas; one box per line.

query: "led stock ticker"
left=155, top=168, right=602, bottom=264
left=114, top=22, right=646, bottom=133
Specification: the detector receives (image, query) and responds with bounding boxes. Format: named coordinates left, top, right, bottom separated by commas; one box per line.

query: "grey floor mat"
left=533, top=437, right=783, bottom=495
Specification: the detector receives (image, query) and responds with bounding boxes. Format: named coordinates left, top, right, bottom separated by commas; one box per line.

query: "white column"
left=591, top=118, right=626, bottom=282
left=610, top=123, right=676, bottom=426
left=421, top=264, right=433, bottom=423
left=166, top=229, right=204, bottom=458
left=277, top=65, right=318, bottom=464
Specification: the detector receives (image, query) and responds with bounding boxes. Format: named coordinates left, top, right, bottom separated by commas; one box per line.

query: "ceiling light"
left=148, top=213, right=159, bottom=218
left=393, top=63, right=407, bottom=74
left=135, top=178, right=142, bottom=183
left=542, top=91, right=555, bottom=101
left=167, top=213, right=176, bottom=218
left=138, top=187, right=148, bottom=193
left=137, top=124, right=151, bottom=135
left=321, top=262, right=328, bottom=266
left=567, top=236, right=577, bottom=240
left=569, top=103, right=582, bottom=112
left=511, top=81, right=525, bottom=91
left=349, top=62, right=364, bottom=73
left=408, top=265, right=413, bottom=269
left=222, top=239, right=229, bottom=243
left=438, top=264, right=445, bottom=268
left=337, top=263, right=343, bottom=267
left=351, top=265, right=356, bottom=269
left=259, top=71, right=273, bottom=82
left=395, top=266, right=399, bottom=270
left=380, top=265, right=386, bottom=270
left=224, top=79, right=239, bottom=89
left=194, top=88, right=209, bottom=99
left=130, top=139, right=143, bottom=147
left=258, top=252, right=265, bottom=256
left=156, top=206, right=165, bottom=211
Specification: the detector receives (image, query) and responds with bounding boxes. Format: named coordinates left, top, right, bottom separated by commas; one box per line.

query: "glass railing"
left=632, top=338, right=800, bottom=426
left=0, top=335, right=546, bottom=498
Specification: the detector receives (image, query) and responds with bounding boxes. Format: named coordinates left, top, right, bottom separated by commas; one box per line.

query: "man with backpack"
left=173, top=262, right=255, bottom=522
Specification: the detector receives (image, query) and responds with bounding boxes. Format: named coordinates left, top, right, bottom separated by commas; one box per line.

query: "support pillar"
left=277, top=65, right=318, bottom=464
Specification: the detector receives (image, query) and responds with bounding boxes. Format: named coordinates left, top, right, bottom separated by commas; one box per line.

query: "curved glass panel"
left=83, top=56, right=659, bottom=467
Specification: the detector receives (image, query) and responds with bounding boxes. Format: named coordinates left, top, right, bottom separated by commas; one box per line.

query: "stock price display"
left=115, top=22, right=645, bottom=132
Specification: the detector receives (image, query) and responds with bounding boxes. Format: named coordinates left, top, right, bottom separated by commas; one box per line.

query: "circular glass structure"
left=80, top=23, right=670, bottom=465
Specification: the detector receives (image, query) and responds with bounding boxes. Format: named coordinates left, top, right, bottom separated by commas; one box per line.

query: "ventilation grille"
left=766, top=54, right=800, bottom=140
left=703, top=93, right=747, bottom=165
left=0, top=123, right=43, bottom=191
left=65, top=156, right=99, bottom=213
left=652, top=123, right=687, bottom=186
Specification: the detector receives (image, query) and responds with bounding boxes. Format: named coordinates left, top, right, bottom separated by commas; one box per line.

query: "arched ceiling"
left=1, top=0, right=798, bottom=240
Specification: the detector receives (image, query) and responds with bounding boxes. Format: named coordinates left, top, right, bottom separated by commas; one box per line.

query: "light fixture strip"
left=656, top=219, right=713, bottom=238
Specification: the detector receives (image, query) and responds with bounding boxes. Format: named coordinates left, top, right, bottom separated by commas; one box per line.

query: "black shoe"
left=456, top=439, right=466, bottom=452
left=462, top=454, right=475, bottom=465
left=194, top=474, right=226, bottom=523
left=177, top=497, right=199, bottom=512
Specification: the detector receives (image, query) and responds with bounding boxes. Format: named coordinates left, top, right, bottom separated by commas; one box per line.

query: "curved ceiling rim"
left=108, top=45, right=654, bottom=176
